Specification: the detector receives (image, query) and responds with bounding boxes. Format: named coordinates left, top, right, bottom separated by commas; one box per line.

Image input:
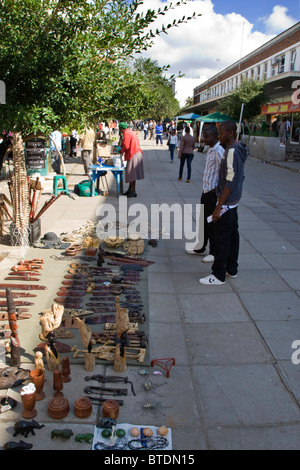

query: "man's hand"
left=212, top=206, right=221, bottom=222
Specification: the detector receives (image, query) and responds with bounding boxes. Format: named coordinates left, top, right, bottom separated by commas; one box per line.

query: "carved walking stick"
left=6, top=288, right=21, bottom=367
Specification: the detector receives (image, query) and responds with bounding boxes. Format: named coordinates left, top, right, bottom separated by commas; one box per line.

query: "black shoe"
left=127, top=192, right=137, bottom=198
left=123, top=189, right=131, bottom=196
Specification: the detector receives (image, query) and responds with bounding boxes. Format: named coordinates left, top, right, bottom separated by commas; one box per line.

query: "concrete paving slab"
left=275, top=230, right=300, bottom=242
left=239, top=291, right=300, bottom=321
left=178, top=293, right=249, bottom=323
left=239, top=237, right=258, bottom=254
left=255, top=320, right=300, bottom=360
left=240, top=229, right=288, bottom=242
left=278, top=270, right=300, bottom=290
left=149, top=322, right=188, bottom=365
left=277, top=360, right=300, bottom=405
left=208, top=424, right=300, bottom=450
left=226, top=269, right=291, bottom=292
left=148, top=256, right=170, bottom=273
left=185, top=323, right=272, bottom=366
left=262, top=253, right=300, bottom=270
left=237, top=253, right=272, bottom=270
left=248, top=240, right=298, bottom=254
left=148, top=293, right=182, bottom=324
left=148, top=272, right=176, bottom=294
left=192, top=365, right=300, bottom=426
left=169, top=255, right=208, bottom=273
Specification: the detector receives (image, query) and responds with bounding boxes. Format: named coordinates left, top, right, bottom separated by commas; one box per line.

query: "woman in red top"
left=119, top=122, right=144, bottom=198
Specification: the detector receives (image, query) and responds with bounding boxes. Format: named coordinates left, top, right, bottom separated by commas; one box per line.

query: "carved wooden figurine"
left=40, top=303, right=64, bottom=341
left=75, top=318, right=94, bottom=371
left=45, top=331, right=60, bottom=371
left=113, top=302, right=129, bottom=373
left=34, top=351, right=45, bottom=371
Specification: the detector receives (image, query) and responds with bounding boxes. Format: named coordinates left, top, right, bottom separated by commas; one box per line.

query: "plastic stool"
left=53, top=175, right=69, bottom=196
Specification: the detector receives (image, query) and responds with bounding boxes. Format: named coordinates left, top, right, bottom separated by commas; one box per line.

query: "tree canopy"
left=132, top=58, right=180, bottom=120
left=218, top=78, right=270, bottom=123
left=0, top=0, right=199, bottom=136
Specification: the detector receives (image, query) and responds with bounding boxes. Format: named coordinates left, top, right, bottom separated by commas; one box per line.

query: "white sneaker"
left=185, top=249, right=206, bottom=256
left=199, top=275, right=225, bottom=285
left=202, top=254, right=214, bottom=263
left=226, top=272, right=237, bottom=278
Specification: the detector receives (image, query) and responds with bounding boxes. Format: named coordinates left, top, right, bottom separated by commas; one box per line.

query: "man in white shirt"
left=182, top=122, right=193, bottom=137
left=186, top=125, right=224, bottom=262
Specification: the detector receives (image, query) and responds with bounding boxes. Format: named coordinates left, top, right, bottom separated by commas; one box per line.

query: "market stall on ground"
left=0, top=220, right=174, bottom=450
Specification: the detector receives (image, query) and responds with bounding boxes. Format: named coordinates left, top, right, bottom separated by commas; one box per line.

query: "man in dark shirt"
left=199, top=121, right=248, bottom=285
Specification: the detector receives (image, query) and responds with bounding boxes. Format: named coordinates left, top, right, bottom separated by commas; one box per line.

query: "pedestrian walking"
left=182, top=122, right=193, bottom=136
left=69, top=129, right=78, bottom=158
left=149, top=120, right=155, bottom=140
left=278, top=118, right=286, bottom=144
left=78, top=126, right=96, bottom=175
left=143, top=122, right=149, bottom=140
left=168, top=120, right=177, bottom=136
left=186, top=125, right=224, bottom=262
left=156, top=121, right=163, bottom=146
left=119, top=122, right=144, bottom=198
left=167, top=129, right=178, bottom=163
left=199, top=121, right=248, bottom=285
left=50, top=129, right=62, bottom=173
left=178, top=126, right=195, bottom=183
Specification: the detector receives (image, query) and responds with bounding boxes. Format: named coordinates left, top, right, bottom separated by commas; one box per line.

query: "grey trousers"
left=82, top=150, right=92, bottom=175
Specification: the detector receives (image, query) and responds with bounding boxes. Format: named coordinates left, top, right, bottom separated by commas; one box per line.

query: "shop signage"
left=261, top=101, right=300, bottom=115
left=25, top=140, right=46, bottom=169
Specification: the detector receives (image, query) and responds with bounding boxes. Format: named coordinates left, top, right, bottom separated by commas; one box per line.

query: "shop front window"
left=279, top=55, right=285, bottom=74
left=291, top=50, right=296, bottom=71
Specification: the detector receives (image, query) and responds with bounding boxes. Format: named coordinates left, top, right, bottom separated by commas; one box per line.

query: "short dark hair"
left=220, top=120, right=237, bottom=134
left=203, top=125, right=218, bottom=137
left=185, top=126, right=190, bottom=133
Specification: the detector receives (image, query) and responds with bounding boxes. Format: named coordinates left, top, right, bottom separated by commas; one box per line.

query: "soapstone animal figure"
left=75, top=433, right=94, bottom=444
left=51, top=429, right=74, bottom=440
left=13, top=420, right=45, bottom=437
left=4, top=440, right=33, bottom=450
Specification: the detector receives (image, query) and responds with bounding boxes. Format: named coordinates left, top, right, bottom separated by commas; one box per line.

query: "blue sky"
left=212, top=0, right=298, bottom=33
left=139, top=0, right=299, bottom=104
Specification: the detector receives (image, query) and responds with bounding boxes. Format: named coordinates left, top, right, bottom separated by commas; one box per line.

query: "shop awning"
left=195, top=112, right=236, bottom=122
left=175, top=113, right=201, bottom=120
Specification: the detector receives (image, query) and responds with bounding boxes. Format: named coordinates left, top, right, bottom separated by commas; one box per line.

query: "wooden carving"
left=6, top=288, right=20, bottom=366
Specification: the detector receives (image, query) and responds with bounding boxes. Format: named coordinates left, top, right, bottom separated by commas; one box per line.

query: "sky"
left=137, top=0, right=299, bottom=106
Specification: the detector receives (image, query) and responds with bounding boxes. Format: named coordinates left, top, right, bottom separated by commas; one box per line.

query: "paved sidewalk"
left=0, top=135, right=300, bottom=450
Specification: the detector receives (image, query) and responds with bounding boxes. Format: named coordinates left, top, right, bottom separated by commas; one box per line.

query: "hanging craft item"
left=11, top=133, right=30, bottom=248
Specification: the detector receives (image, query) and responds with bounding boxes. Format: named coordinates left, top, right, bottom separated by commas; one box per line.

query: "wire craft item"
left=128, top=436, right=169, bottom=450
left=94, top=436, right=128, bottom=450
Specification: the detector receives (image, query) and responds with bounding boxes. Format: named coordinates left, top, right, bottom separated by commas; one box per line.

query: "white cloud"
left=262, top=5, right=298, bottom=34
left=136, top=1, right=296, bottom=106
